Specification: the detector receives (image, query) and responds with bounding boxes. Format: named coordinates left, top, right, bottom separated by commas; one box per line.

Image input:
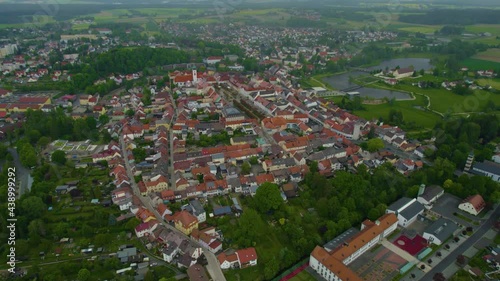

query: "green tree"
left=249, top=156, right=259, bottom=165
left=51, top=150, right=67, bottom=165
left=264, top=257, right=279, bottom=279
left=20, top=196, right=46, bottom=220
left=132, top=148, right=147, bottom=162
left=241, top=162, right=251, bottom=175
left=366, top=138, right=384, bottom=152
left=37, top=136, right=51, bottom=149
left=254, top=182, right=283, bottom=213
left=77, top=268, right=91, bottom=281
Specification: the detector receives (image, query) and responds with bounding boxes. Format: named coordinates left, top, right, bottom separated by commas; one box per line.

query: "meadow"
left=289, top=270, right=317, bottom=281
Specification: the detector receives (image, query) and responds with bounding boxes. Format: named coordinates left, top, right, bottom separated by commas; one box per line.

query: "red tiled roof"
left=236, top=247, right=257, bottom=265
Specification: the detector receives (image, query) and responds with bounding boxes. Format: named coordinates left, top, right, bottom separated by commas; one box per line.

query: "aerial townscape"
left=0, top=0, right=499, bottom=281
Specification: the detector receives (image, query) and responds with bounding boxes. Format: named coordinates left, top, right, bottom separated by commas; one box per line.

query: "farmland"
left=472, top=48, right=500, bottom=63
left=460, top=58, right=500, bottom=71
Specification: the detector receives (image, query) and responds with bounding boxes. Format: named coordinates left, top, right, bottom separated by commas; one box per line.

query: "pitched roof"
left=462, top=194, right=486, bottom=213
left=174, top=210, right=198, bottom=228
left=236, top=247, right=257, bottom=264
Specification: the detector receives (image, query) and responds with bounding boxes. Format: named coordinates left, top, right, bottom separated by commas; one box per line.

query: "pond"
left=323, top=58, right=434, bottom=100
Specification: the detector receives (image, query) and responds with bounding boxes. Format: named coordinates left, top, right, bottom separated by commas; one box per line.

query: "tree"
left=241, top=162, right=251, bottom=175
left=254, top=182, right=283, bottom=213
left=249, top=156, right=259, bottom=165
left=125, top=109, right=135, bottom=117
left=77, top=269, right=91, bottom=281
left=132, top=148, right=147, bottom=162
left=366, top=138, right=384, bottom=152
left=20, top=196, right=46, bottom=220
left=37, top=136, right=51, bottom=149
left=264, top=257, right=279, bottom=279
left=51, top=150, right=67, bottom=165
left=98, top=114, right=110, bottom=125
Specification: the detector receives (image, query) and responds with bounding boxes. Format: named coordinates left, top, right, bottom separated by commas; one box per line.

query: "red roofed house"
left=458, top=194, right=486, bottom=216
left=217, top=252, right=238, bottom=269
left=173, top=210, right=198, bottom=235
left=0, top=88, right=12, bottom=97
left=134, top=220, right=158, bottom=238
left=236, top=247, right=258, bottom=268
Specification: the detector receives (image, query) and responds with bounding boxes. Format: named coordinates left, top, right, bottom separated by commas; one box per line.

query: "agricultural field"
left=397, top=25, right=441, bottom=34
left=460, top=58, right=500, bottom=71
left=472, top=48, right=500, bottom=63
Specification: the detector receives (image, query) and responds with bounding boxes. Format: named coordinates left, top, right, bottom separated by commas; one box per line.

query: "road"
left=419, top=205, right=499, bottom=280
left=7, top=148, right=33, bottom=198
left=119, top=137, right=227, bottom=281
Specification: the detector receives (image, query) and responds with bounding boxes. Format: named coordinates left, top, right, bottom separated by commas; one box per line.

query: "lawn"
left=374, top=81, right=500, bottom=114
left=476, top=78, right=500, bottom=90
left=290, top=270, right=317, bottom=281
left=460, top=58, right=500, bottom=70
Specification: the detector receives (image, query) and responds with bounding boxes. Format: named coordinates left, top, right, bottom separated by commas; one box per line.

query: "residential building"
left=187, top=264, right=210, bottom=281
left=174, top=210, right=199, bottom=235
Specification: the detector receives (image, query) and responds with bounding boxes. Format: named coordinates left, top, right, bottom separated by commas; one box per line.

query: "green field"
left=290, top=270, right=317, bottom=281
left=476, top=78, right=500, bottom=90
left=353, top=95, right=442, bottom=129
left=460, top=58, right=500, bottom=71
left=465, top=24, right=500, bottom=36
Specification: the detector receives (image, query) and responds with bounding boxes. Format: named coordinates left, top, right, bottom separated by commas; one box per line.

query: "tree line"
left=399, top=9, right=500, bottom=25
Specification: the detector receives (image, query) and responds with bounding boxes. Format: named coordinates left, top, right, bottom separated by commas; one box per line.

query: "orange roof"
left=217, top=252, right=238, bottom=264
left=332, top=213, right=397, bottom=261
left=312, top=246, right=362, bottom=281
left=311, top=213, right=397, bottom=281
left=236, top=247, right=257, bottom=264
left=174, top=210, right=198, bottom=228
left=463, top=194, right=486, bottom=212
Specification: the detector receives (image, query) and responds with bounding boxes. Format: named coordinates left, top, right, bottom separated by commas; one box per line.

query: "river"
left=323, top=58, right=434, bottom=100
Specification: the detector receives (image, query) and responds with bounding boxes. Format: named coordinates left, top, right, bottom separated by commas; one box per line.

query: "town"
left=0, top=2, right=499, bottom=281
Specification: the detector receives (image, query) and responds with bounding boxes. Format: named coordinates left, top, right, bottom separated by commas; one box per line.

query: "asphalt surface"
left=119, top=137, right=227, bottom=281
left=7, top=147, right=32, bottom=197
left=419, top=205, right=499, bottom=280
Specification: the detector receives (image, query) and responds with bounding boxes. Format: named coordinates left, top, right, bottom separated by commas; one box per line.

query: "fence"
left=271, top=257, right=309, bottom=281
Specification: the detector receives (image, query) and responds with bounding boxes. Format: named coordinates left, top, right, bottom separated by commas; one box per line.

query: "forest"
left=399, top=9, right=500, bottom=25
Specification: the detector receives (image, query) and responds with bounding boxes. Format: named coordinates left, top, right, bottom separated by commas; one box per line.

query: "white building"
left=417, top=185, right=444, bottom=207
left=386, top=197, right=424, bottom=227
left=309, top=213, right=398, bottom=281
left=422, top=218, right=459, bottom=245
left=458, top=194, right=486, bottom=216
left=471, top=161, right=500, bottom=182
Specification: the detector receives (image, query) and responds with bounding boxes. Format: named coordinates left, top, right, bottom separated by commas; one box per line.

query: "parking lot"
left=428, top=193, right=481, bottom=227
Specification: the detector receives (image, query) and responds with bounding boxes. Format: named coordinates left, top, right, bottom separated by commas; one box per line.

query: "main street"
left=419, top=205, right=499, bottom=280
left=119, top=136, right=227, bottom=281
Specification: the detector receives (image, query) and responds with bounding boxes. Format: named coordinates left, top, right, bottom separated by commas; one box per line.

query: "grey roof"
left=399, top=201, right=424, bottom=220
left=324, top=227, right=360, bottom=252
left=387, top=197, right=413, bottom=212
left=162, top=242, right=179, bottom=256
left=189, top=200, right=205, bottom=216
left=232, top=198, right=243, bottom=212
left=424, top=218, right=459, bottom=242
left=117, top=247, right=136, bottom=259
left=419, top=185, right=443, bottom=202
left=213, top=206, right=232, bottom=216
left=472, top=160, right=500, bottom=175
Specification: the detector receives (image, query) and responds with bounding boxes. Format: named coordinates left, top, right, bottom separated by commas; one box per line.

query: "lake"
left=322, top=58, right=434, bottom=100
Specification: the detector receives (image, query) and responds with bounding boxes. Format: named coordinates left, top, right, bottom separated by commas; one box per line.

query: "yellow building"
left=174, top=210, right=198, bottom=235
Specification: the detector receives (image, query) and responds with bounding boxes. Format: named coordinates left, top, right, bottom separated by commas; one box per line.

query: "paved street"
left=8, top=147, right=33, bottom=197
left=119, top=136, right=227, bottom=281
left=418, top=205, right=499, bottom=280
